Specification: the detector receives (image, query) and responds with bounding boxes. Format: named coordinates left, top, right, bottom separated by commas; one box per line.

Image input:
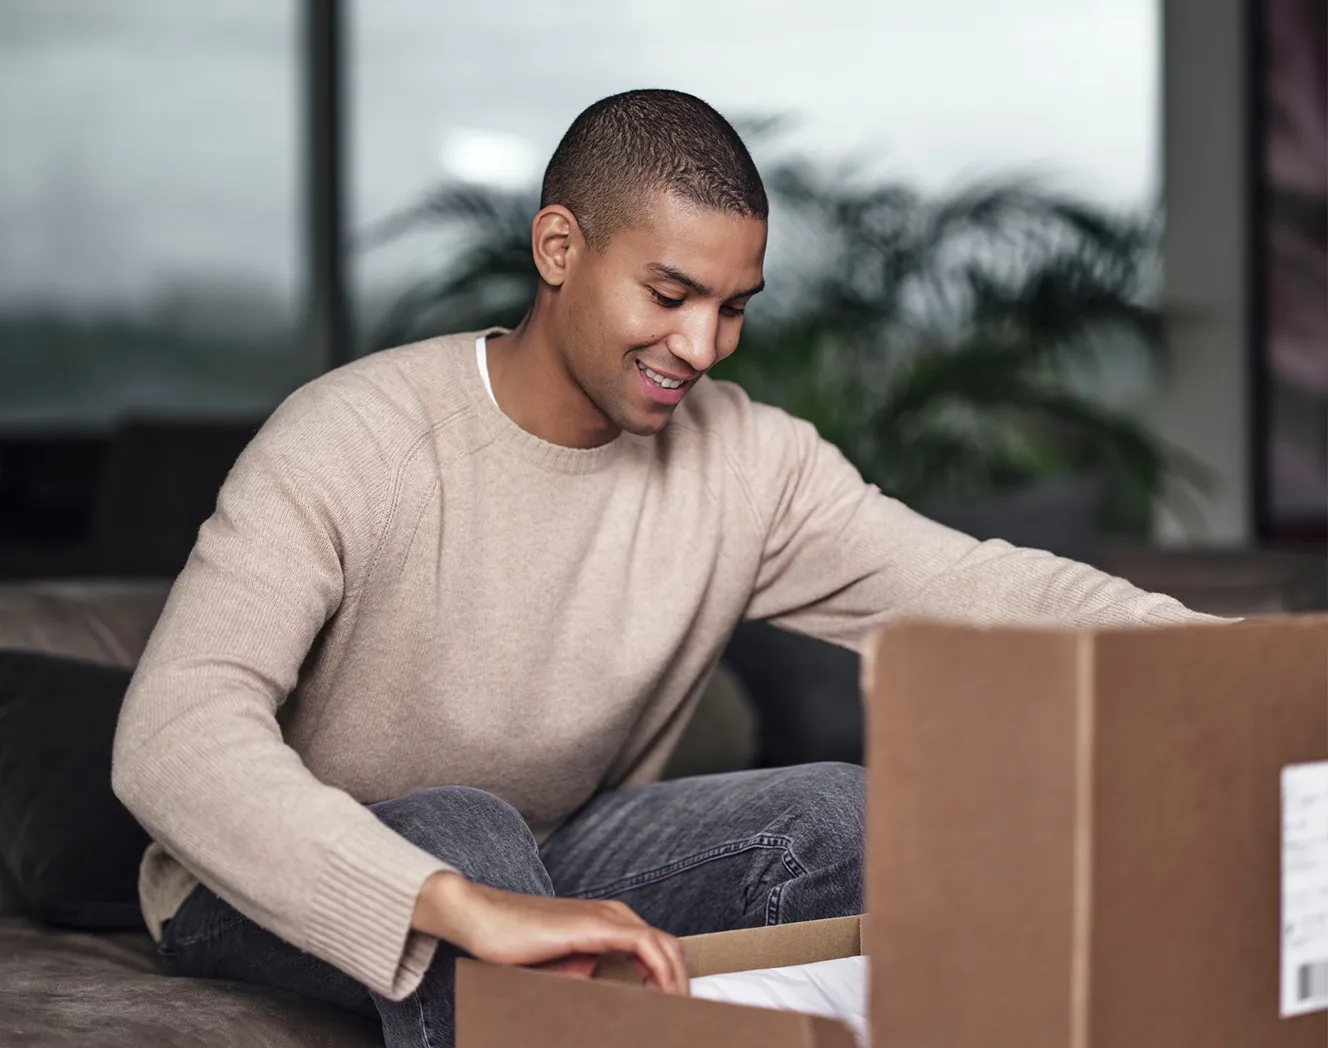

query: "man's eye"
left=650, top=289, right=684, bottom=308
left=721, top=305, right=746, bottom=318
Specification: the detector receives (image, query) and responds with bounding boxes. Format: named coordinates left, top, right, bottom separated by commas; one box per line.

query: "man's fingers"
left=589, top=908, right=686, bottom=994
left=632, top=932, right=677, bottom=994
left=591, top=902, right=685, bottom=992
left=659, top=931, right=690, bottom=996
left=456, top=884, right=689, bottom=996
left=594, top=925, right=681, bottom=994
left=533, top=953, right=599, bottom=979
left=645, top=929, right=688, bottom=996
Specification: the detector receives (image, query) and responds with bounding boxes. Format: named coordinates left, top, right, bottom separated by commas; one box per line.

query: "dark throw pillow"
left=0, top=650, right=149, bottom=930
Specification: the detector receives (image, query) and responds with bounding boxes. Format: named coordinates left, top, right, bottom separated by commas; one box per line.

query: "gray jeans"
left=157, top=763, right=864, bottom=1048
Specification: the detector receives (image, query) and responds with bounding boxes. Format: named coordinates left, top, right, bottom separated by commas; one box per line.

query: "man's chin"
left=618, top=411, right=674, bottom=437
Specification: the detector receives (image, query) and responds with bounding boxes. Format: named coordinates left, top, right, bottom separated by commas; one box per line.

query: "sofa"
left=3, top=548, right=1322, bottom=1046
left=0, top=578, right=757, bottom=1047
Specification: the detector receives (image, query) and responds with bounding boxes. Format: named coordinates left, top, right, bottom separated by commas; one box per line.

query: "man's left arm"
left=740, top=403, right=1229, bottom=653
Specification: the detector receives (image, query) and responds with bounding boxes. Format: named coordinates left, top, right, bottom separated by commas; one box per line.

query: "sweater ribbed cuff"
left=1143, top=601, right=1239, bottom=626
left=306, top=821, right=453, bottom=1000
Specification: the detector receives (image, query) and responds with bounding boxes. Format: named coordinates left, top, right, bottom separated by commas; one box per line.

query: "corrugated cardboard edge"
left=457, top=958, right=856, bottom=1047
left=595, top=914, right=862, bottom=984
left=1070, top=632, right=1095, bottom=1048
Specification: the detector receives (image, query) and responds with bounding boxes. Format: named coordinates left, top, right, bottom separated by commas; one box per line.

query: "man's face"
left=554, top=192, right=767, bottom=436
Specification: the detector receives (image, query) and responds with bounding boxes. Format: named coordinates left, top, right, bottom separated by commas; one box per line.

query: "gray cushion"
left=0, top=917, right=381, bottom=1048
left=0, top=652, right=147, bottom=929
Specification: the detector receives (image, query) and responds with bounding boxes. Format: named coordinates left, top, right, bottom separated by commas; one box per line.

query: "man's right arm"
left=112, top=380, right=687, bottom=1000
left=111, top=382, right=454, bottom=1000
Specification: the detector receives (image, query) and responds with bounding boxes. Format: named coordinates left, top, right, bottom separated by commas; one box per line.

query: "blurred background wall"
left=1157, top=0, right=1251, bottom=548
left=0, top=0, right=1323, bottom=607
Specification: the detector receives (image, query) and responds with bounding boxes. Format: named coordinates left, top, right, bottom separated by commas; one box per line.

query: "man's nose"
left=666, top=312, right=720, bottom=374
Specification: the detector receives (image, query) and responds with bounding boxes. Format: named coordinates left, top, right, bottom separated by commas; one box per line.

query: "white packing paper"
left=690, top=954, right=867, bottom=1046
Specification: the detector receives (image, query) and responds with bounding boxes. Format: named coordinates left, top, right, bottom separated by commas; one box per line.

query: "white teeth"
left=642, top=365, right=684, bottom=389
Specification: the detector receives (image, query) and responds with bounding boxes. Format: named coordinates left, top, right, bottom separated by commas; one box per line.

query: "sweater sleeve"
left=737, top=399, right=1229, bottom=650
left=111, top=379, right=451, bottom=1001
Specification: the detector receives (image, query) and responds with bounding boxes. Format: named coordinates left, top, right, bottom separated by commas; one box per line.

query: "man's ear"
left=531, top=205, right=581, bottom=287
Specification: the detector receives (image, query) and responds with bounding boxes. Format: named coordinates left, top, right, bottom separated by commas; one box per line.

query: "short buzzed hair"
left=540, top=89, right=768, bottom=249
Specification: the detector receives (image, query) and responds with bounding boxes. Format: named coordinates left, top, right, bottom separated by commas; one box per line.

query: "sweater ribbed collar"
left=458, top=328, right=632, bottom=475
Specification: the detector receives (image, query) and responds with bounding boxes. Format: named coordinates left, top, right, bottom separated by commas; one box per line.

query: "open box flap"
left=595, top=914, right=862, bottom=984
left=865, top=620, right=1084, bottom=1047
left=457, top=958, right=859, bottom=1048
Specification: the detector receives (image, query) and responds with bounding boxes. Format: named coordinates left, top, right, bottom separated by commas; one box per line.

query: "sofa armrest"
left=0, top=579, right=172, bottom=668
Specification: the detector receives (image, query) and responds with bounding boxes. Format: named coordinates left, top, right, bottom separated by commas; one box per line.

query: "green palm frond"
left=359, top=184, right=538, bottom=251
left=364, top=185, right=539, bottom=349
left=867, top=337, right=1212, bottom=531
left=361, top=120, right=1204, bottom=540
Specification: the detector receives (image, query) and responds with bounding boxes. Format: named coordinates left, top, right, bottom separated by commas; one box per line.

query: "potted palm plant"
left=362, top=151, right=1208, bottom=546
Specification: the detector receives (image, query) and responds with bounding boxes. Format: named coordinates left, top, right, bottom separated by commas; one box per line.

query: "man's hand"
left=412, top=870, right=690, bottom=995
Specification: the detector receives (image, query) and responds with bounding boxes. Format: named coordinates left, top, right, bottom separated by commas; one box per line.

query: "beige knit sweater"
left=111, top=329, right=1221, bottom=1001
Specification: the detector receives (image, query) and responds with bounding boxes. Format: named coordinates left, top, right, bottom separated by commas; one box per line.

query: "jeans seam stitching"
left=780, top=842, right=808, bottom=879
left=169, top=912, right=251, bottom=949
left=413, top=989, right=430, bottom=1046
left=567, top=834, right=797, bottom=900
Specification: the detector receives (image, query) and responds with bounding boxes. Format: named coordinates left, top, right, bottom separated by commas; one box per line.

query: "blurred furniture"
left=0, top=418, right=259, bottom=580
left=923, top=474, right=1109, bottom=566
left=0, top=577, right=756, bottom=1047
left=88, top=419, right=258, bottom=577
left=724, top=622, right=863, bottom=768
left=0, top=579, right=377, bottom=1047
left=1096, top=545, right=1328, bottom=618
left=0, top=534, right=1323, bottom=1044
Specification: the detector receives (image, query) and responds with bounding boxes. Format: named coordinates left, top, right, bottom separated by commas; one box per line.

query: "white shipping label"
left=1282, top=761, right=1328, bottom=1017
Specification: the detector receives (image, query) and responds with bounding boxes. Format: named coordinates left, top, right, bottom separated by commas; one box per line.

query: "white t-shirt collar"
left=476, top=335, right=498, bottom=407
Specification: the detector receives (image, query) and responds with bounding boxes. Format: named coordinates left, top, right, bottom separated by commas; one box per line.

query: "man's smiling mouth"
left=636, top=361, right=690, bottom=389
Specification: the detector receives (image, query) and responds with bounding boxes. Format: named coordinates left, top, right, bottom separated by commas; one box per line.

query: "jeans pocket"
left=568, top=834, right=805, bottom=899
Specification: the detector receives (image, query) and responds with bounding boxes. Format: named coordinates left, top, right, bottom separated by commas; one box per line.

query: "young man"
left=112, top=89, right=1219, bottom=1048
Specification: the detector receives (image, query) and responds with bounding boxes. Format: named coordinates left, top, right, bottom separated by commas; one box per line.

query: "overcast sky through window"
left=0, top=0, right=1159, bottom=315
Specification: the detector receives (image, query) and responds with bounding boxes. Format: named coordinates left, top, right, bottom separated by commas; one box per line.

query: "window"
left=348, top=1, right=1170, bottom=538
left=349, top=0, right=1161, bottom=351
left=0, top=0, right=1174, bottom=572
left=0, top=1, right=307, bottom=572
left=0, top=0, right=307, bottom=431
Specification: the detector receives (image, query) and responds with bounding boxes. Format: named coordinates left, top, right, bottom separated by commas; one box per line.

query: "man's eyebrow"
left=647, top=263, right=710, bottom=295
left=646, top=262, right=765, bottom=301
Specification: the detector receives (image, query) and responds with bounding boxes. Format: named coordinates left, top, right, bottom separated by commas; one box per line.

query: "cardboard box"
left=868, top=616, right=1328, bottom=1047
left=457, top=615, right=1328, bottom=1046
left=456, top=914, right=864, bottom=1047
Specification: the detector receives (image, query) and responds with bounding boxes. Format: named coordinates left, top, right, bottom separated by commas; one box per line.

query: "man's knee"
left=738, top=762, right=863, bottom=924
left=771, top=762, right=865, bottom=863
left=372, top=786, right=553, bottom=896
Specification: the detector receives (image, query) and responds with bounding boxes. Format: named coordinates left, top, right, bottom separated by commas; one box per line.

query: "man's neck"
left=485, top=312, right=620, bottom=450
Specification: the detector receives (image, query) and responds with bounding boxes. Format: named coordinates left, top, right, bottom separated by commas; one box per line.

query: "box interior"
left=457, top=916, right=863, bottom=1048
